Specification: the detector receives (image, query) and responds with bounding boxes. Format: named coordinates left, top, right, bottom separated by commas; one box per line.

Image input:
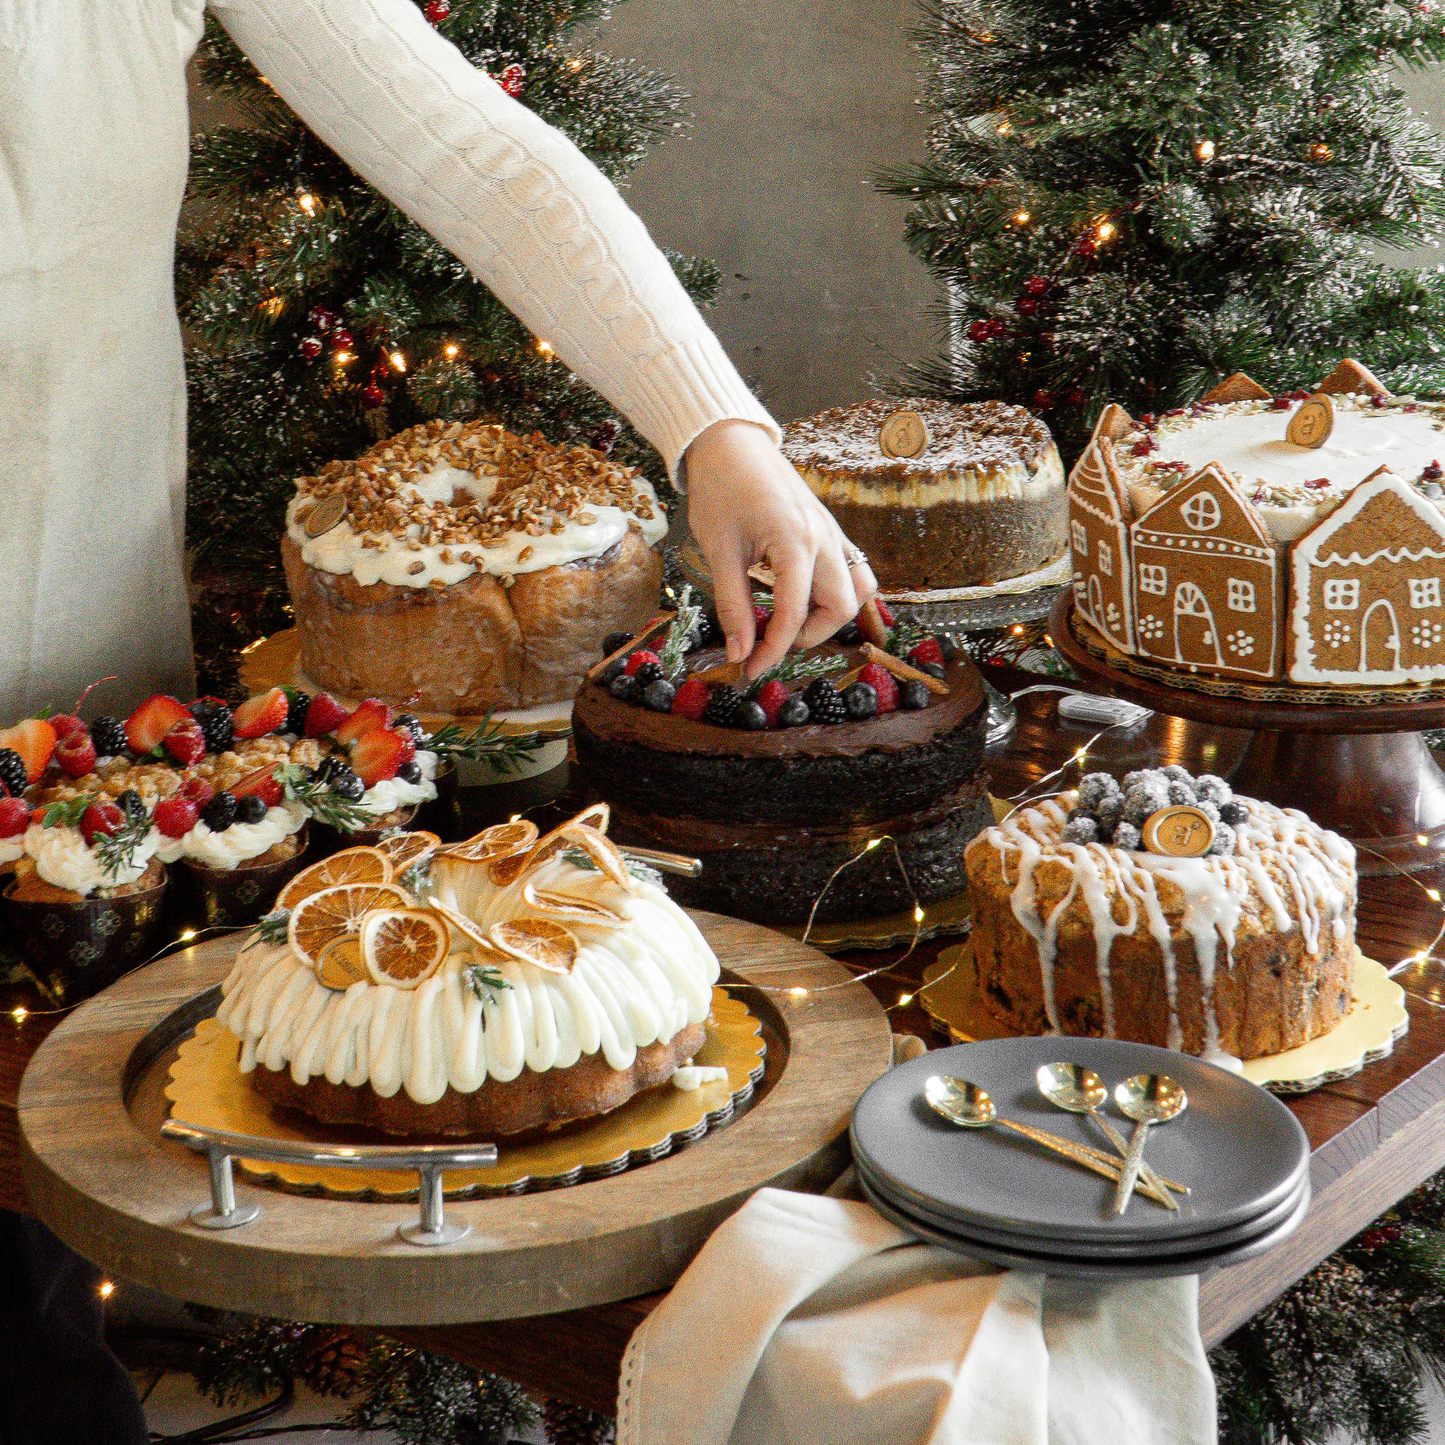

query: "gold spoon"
left=1112, top=1074, right=1189, bottom=1217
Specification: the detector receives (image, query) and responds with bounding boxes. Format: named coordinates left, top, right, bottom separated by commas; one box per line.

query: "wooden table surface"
left=7, top=666, right=1445, bottom=1414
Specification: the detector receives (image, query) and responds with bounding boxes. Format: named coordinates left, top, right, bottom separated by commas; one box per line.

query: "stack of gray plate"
left=850, top=1037, right=1311, bottom=1279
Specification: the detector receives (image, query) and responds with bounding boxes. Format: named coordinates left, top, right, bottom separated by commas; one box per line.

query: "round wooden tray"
left=17, top=914, right=891, bottom=1326
left=1050, top=592, right=1445, bottom=873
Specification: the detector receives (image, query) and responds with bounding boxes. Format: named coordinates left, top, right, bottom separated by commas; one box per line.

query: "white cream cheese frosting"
left=23, top=823, right=162, bottom=896
left=0, top=837, right=24, bottom=865
left=218, top=850, right=720, bottom=1104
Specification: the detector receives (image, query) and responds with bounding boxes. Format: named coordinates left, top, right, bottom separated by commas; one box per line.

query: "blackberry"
left=633, top=661, right=666, bottom=687
left=393, top=713, right=426, bottom=745
left=803, top=681, right=847, bottom=725
left=0, top=749, right=27, bottom=799
left=832, top=620, right=862, bottom=646
left=116, top=789, right=146, bottom=824
left=602, top=630, right=634, bottom=656
left=643, top=679, right=676, bottom=713
left=778, top=697, right=811, bottom=727
left=201, top=792, right=238, bottom=831
left=397, top=759, right=422, bottom=784
left=283, top=689, right=311, bottom=736
left=609, top=674, right=642, bottom=704
left=703, top=684, right=743, bottom=726
left=235, top=794, right=268, bottom=825
left=733, top=700, right=768, bottom=731
left=189, top=701, right=234, bottom=755
left=842, top=682, right=878, bottom=720
left=700, top=611, right=726, bottom=647
left=1218, top=799, right=1249, bottom=826
left=316, top=755, right=344, bottom=783
left=90, top=715, right=128, bottom=758
left=327, top=765, right=365, bottom=802
left=899, top=679, right=931, bottom=711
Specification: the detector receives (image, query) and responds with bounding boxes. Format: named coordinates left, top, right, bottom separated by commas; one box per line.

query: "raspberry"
left=154, top=797, right=199, bottom=839
left=0, top=797, right=28, bottom=838
left=857, top=662, right=900, bottom=713
left=753, top=604, right=773, bottom=628
left=907, top=638, right=945, bottom=669
left=874, top=600, right=895, bottom=627
left=80, top=800, right=125, bottom=845
left=670, top=679, right=711, bottom=721
left=179, top=775, right=215, bottom=808
left=753, top=680, right=791, bottom=728
left=55, top=730, right=97, bottom=779
left=624, top=649, right=662, bottom=678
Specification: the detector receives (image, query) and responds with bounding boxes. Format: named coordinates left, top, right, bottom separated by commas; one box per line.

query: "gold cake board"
left=165, top=986, right=764, bottom=1198
left=919, top=943, right=1408, bottom=1094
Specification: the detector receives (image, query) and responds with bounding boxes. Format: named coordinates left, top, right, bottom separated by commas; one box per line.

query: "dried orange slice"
left=439, top=820, right=538, bottom=862
left=315, top=935, right=368, bottom=992
left=277, top=847, right=394, bottom=913
left=488, top=918, right=578, bottom=975
left=288, top=882, right=413, bottom=969
left=375, top=830, right=441, bottom=872
left=521, top=876, right=624, bottom=924
left=562, top=825, right=631, bottom=889
left=361, top=908, right=450, bottom=988
left=428, top=896, right=493, bottom=952
left=571, top=801, right=611, bottom=833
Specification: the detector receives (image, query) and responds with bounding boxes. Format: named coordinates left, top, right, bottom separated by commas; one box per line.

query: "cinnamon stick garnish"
left=860, top=642, right=950, bottom=696
left=585, top=613, right=675, bottom=682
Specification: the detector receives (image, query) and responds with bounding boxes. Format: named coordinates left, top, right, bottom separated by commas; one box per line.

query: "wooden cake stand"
left=1050, top=594, right=1445, bottom=874
left=17, top=914, right=891, bottom=1326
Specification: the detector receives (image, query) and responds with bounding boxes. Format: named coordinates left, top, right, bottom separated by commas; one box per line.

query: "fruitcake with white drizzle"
left=964, top=771, right=1357, bottom=1063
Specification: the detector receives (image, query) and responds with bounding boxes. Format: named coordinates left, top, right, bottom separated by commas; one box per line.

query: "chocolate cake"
left=781, top=398, right=1068, bottom=590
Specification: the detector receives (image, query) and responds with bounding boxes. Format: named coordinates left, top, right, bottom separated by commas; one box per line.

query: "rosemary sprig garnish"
left=276, top=763, right=375, bottom=833
left=744, top=652, right=846, bottom=697
left=463, top=959, right=512, bottom=1002
left=657, top=583, right=705, bottom=682
left=95, top=810, right=153, bottom=881
left=243, top=908, right=291, bottom=950
left=422, top=717, right=545, bottom=777
left=885, top=619, right=933, bottom=659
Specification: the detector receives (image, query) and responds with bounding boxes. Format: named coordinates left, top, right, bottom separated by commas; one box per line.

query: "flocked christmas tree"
left=882, top=0, right=1445, bottom=457
left=179, top=0, right=717, bottom=692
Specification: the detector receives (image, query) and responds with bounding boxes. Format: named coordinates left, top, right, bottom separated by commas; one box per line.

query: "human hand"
left=685, top=420, right=878, bottom=676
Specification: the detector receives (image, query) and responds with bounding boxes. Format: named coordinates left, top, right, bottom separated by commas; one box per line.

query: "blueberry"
left=899, top=679, right=931, bottom=710
left=832, top=620, right=862, bottom=646
left=201, top=792, right=237, bottom=831
left=598, top=657, right=626, bottom=686
left=603, top=631, right=634, bottom=656
left=843, top=682, right=879, bottom=720
left=920, top=662, right=946, bottom=680
left=328, top=766, right=365, bottom=802
left=937, top=633, right=959, bottom=662
left=609, top=674, right=642, bottom=704
left=397, top=759, right=422, bottom=783
left=733, top=701, right=769, bottom=731
left=235, top=794, right=268, bottom=824
left=778, top=697, right=811, bottom=727
left=643, top=679, right=677, bottom=713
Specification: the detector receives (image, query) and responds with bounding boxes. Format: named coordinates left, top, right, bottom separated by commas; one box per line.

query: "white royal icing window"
left=1227, top=578, right=1256, bottom=613
left=1324, top=579, right=1360, bottom=611
left=1409, top=577, right=1442, bottom=608
left=1182, top=493, right=1222, bottom=531
left=1139, top=564, right=1167, bottom=596
left=1097, top=540, right=1113, bottom=576
left=1072, top=520, right=1088, bottom=554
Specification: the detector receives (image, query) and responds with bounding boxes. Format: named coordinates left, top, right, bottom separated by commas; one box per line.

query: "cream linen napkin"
left=616, top=1188, right=1214, bottom=1445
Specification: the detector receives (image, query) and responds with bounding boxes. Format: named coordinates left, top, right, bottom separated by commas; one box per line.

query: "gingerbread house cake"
left=1066, top=360, right=1445, bottom=688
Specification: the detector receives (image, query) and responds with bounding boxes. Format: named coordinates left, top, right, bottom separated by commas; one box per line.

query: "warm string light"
left=389, top=350, right=407, bottom=373
left=10, top=1007, right=26, bottom=1024
left=1014, top=210, right=1031, bottom=225
left=334, top=351, right=354, bottom=365
left=259, top=295, right=284, bottom=319
left=1194, top=139, right=1216, bottom=162
left=443, top=342, right=460, bottom=359
left=536, top=339, right=554, bottom=360
left=996, top=121, right=1014, bottom=136
left=99, top=1281, right=114, bottom=1300
left=297, top=192, right=318, bottom=216
left=1096, top=220, right=1117, bottom=242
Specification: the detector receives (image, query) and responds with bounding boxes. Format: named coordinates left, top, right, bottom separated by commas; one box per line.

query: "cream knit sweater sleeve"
left=209, top=0, right=779, bottom=477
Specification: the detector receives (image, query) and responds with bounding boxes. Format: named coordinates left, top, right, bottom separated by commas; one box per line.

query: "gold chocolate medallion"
left=879, top=409, right=931, bottom=459
left=1285, top=393, right=1336, bottom=450
left=1141, top=805, right=1216, bottom=858
left=303, top=492, right=349, bottom=538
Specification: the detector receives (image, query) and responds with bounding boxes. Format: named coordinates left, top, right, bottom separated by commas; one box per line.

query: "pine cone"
left=302, top=1328, right=370, bottom=1398
left=542, top=1396, right=615, bottom=1445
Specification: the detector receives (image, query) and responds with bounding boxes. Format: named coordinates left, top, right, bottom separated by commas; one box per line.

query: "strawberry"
left=0, top=797, right=28, bottom=838
left=48, top=713, right=86, bottom=740
left=351, top=727, right=413, bottom=786
left=670, top=678, right=711, bottom=722
left=80, top=800, right=125, bottom=846
left=874, top=600, right=896, bottom=628
left=335, top=698, right=392, bottom=745
left=163, top=718, right=206, bottom=767
left=907, top=638, right=945, bottom=669
left=858, top=662, right=900, bottom=713
left=753, top=604, right=773, bottom=629
left=232, top=768, right=284, bottom=808
left=754, top=680, right=791, bottom=728
left=304, top=692, right=351, bottom=738
left=623, top=649, right=662, bottom=678
left=124, top=695, right=191, bottom=755
left=179, top=775, right=215, bottom=808
left=154, top=796, right=199, bottom=839
left=54, top=730, right=98, bottom=779
left=232, top=687, right=289, bottom=739
left=0, top=719, right=58, bottom=782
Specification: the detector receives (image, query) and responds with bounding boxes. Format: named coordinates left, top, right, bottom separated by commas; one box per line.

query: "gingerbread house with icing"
left=1130, top=465, right=1282, bottom=680
left=1067, top=413, right=1137, bottom=655
left=1289, top=471, right=1445, bottom=685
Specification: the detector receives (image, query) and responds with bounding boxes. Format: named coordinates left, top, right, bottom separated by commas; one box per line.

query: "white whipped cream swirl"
left=180, top=803, right=308, bottom=871
left=23, top=823, right=162, bottom=897
left=355, top=751, right=438, bottom=819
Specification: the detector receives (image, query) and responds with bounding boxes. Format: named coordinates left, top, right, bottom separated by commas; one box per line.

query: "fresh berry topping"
left=80, top=800, right=125, bottom=846
left=397, top=758, right=423, bottom=784
left=602, top=630, right=634, bottom=656
left=701, top=610, right=726, bottom=646
left=0, top=719, right=58, bottom=781
left=633, top=661, right=666, bottom=687
left=753, top=604, right=773, bottom=629
left=48, top=713, right=85, bottom=739
left=304, top=693, right=351, bottom=738
left=805, top=683, right=847, bottom=725
left=609, top=674, right=642, bottom=704
left=89, top=715, right=128, bottom=758
left=335, top=697, right=393, bottom=744
left=754, top=680, right=791, bottom=728
left=936, top=632, right=959, bottom=663
left=0, top=749, right=26, bottom=799
left=778, top=697, right=811, bottom=727
left=907, top=638, right=945, bottom=669
left=733, top=700, right=769, bottom=731
left=179, top=775, right=215, bottom=808
left=154, top=796, right=199, bottom=839
left=393, top=713, right=426, bottom=744
left=874, top=600, right=896, bottom=627
left=201, top=792, right=238, bottom=832
left=857, top=662, right=900, bottom=713
left=670, top=678, right=711, bottom=721
left=899, top=679, right=932, bottom=711
left=643, top=679, right=677, bottom=713
left=124, top=695, right=191, bottom=755
left=832, top=620, right=862, bottom=646
left=163, top=718, right=206, bottom=767
left=598, top=657, right=626, bottom=686
left=843, top=682, right=879, bottom=720
left=232, top=769, right=284, bottom=808
left=623, top=649, right=662, bottom=678
left=0, top=796, right=29, bottom=838
left=232, top=687, right=289, bottom=739
left=235, top=793, right=268, bottom=825
left=115, top=790, right=146, bottom=825
left=703, top=684, right=744, bottom=726
left=54, top=728, right=97, bottom=778
left=352, top=726, right=415, bottom=787
left=188, top=699, right=235, bottom=754
left=283, top=688, right=312, bottom=737
left=920, top=661, right=945, bottom=679
left=323, top=763, right=365, bottom=802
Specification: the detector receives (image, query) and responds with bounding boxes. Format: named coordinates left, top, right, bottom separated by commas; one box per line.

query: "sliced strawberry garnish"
left=0, top=719, right=58, bottom=782
left=335, top=698, right=393, bottom=745
left=124, top=695, right=192, bottom=755
left=179, top=775, right=215, bottom=808
left=54, top=730, right=98, bottom=779
left=351, top=727, right=413, bottom=787
left=754, top=680, right=791, bottom=728
left=231, top=767, right=284, bottom=808
left=874, top=600, right=896, bottom=628
left=232, top=687, right=288, bottom=739
left=907, top=638, right=945, bottom=669
left=163, top=718, right=206, bottom=767
left=304, top=693, right=351, bottom=738
left=0, top=797, right=29, bottom=838
left=80, top=800, right=125, bottom=846
left=154, top=796, right=199, bottom=839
